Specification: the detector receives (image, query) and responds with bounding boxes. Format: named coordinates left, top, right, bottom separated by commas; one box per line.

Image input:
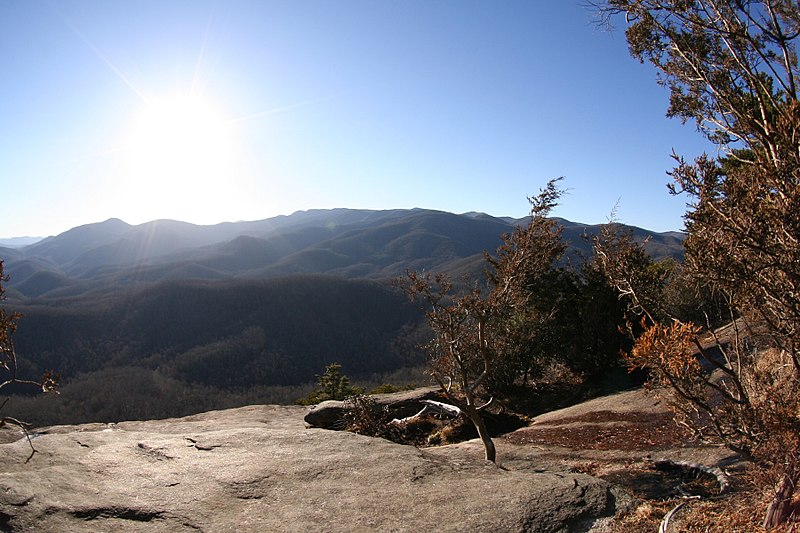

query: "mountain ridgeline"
left=0, top=209, right=683, bottom=425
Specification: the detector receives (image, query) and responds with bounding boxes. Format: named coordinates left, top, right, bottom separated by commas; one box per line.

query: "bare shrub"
left=0, top=260, right=58, bottom=461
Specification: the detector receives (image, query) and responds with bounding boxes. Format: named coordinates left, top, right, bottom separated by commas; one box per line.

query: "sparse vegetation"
left=337, top=394, right=439, bottom=445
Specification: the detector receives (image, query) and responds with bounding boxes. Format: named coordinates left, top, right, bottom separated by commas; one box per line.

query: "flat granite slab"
left=0, top=404, right=615, bottom=532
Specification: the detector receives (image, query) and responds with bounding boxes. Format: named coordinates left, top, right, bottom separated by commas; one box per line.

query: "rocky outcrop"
left=0, top=403, right=616, bottom=532
left=303, top=386, right=443, bottom=429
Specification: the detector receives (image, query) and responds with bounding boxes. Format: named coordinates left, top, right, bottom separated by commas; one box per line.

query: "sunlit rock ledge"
left=0, top=402, right=616, bottom=532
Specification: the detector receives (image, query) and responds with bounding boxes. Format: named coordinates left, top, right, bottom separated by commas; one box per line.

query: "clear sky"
left=1, top=0, right=714, bottom=239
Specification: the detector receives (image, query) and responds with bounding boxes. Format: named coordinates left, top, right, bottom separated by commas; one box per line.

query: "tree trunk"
left=764, top=471, right=798, bottom=530
left=465, top=406, right=496, bottom=463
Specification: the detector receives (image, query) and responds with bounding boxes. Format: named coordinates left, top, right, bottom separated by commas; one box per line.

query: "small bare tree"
left=0, top=260, right=58, bottom=461
left=403, top=272, right=501, bottom=462
left=403, top=179, right=566, bottom=463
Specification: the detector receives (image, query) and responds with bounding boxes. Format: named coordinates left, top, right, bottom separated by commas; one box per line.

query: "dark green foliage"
left=593, top=222, right=674, bottom=325
left=661, top=262, right=729, bottom=328
left=296, top=363, right=364, bottom=405
left=486, top=265, right=633, bottom=396
left=405, top=180, right=646, bottom=462
left=479, top=187, right=642, bottom=402
left=404, top=179, right=590, bottom=462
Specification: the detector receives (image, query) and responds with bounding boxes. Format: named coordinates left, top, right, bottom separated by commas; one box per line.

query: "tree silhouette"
left=297, top=362, right=363, bottom=405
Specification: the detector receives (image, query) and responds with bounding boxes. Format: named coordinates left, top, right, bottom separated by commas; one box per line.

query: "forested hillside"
left=8, top=275, right=428, bottom=426
left=0, top=209, right=682, bottom=426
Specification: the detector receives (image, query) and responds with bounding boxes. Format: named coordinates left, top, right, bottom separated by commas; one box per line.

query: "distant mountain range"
left=0, top=236, right=43, bottom=248
left=1, top=208, right=684, bottom=301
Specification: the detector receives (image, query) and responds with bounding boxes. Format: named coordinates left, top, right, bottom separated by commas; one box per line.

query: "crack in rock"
left=70, top=506, right=164, bottom=522
left=184, top=437, right=222, bottom=451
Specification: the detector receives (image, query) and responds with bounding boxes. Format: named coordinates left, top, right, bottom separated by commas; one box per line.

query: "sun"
left=121, top=95, right=240, bottom=223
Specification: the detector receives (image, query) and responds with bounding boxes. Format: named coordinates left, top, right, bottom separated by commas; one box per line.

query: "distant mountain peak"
left=89, top=218, right=131, bottom=229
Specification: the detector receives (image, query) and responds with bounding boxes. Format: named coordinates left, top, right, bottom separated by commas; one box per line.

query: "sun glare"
left=122, top=95, right=240, bottom=223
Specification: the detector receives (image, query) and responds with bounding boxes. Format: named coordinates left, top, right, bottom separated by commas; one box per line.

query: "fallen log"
left=650, top=458, right=731, bottom=495
left=646, top=457, right=732, bottom=532
left=390, top=400, right=462, bottom=425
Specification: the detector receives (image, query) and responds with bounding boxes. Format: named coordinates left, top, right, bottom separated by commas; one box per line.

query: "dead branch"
left=0, top=416, right=36, bottom=463
left=650, top=457, right=731, bottom=495
left=390, top=400, right=462, bottom=425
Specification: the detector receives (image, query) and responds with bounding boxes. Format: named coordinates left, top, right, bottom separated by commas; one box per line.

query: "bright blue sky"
left=1, top=1, right=714, bottom=239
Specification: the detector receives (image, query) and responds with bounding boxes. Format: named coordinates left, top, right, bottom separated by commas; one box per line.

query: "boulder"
left=303, top=399, right=348, bottom=429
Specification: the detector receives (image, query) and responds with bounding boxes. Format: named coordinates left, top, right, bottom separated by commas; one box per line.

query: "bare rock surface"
left=493, top=388, right=741, bottom=512
left=0, top=403, right=616, bottom=532
left=0, top=387, right=737, bottom=532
